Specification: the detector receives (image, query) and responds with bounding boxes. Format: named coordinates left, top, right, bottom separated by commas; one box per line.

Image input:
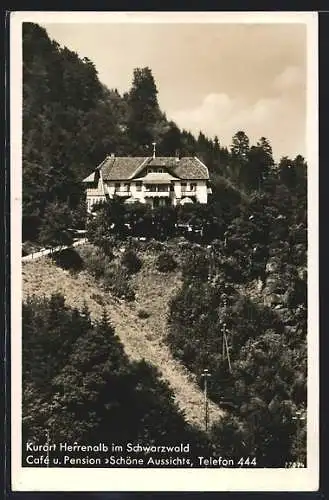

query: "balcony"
left=144, top=190, right=170, bottom=197
left=181, top=189, right=196, bottom=196
left=114, top=189, right=131, bottom=197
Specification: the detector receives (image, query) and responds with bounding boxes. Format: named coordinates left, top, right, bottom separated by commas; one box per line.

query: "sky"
left=42, top=21, right=307, bottom=160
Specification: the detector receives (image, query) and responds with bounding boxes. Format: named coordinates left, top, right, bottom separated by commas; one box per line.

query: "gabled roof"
left=173, top=157, right=209, bottom=180
left=82, top=172, right=96, bottom=183
left=85, top=156, right=209, bottom=182
left=134, top=172, right=180, bottom=183
left=100, top=157, right=147, bottom=181
left=147, top=157, right=180, bottom=168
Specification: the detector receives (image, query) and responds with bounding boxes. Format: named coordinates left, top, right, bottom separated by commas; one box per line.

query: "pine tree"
left=38, top=201, right=73, bottom=248
left=127, top=67, right=162, bottom=152
left=229, top=131, right=250, bottom=186
left=231, top=130, right=250, bottom=159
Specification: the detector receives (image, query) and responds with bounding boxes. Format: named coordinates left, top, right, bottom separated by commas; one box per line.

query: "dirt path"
left=22, top=238, right=87, bottom=262
left=23, top=257, right=224, bottom=430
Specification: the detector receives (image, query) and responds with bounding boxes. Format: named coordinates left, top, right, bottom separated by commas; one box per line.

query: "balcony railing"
left=181, top=189, right=196, bottom=196
left=144, top=191, right=170, bottom=197
left=114, top=189, right=131, bottom=196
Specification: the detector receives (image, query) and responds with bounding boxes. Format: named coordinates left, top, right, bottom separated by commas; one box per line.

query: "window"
left=148, top=167, right=164, bottom=174
left=136, top=181, right=142, bottom=192
left=190, top=183, right=196, bottom=191
left=115, top=182, right=121, bottom=192
left=124, top=183, right=130, bottom=191
left=159, top=198, right=167, bottom=207
left=181, top=182, right=187, bottom=190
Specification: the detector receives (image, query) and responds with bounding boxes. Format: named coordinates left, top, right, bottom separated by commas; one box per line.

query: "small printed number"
left=237, top=457, right=256, bottom=467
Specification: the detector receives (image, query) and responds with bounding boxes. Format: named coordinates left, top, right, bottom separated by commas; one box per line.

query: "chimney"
left=175, top=149, right=180, bottom=161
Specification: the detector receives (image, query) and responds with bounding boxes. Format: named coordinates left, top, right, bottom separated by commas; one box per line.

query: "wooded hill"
left=22, top=22, right=308, bottom=468
left=23, top=22, right=306, bottom=243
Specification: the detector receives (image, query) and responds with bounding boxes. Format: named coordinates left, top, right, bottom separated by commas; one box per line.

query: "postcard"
left=10, top=10, right=319, bottom=492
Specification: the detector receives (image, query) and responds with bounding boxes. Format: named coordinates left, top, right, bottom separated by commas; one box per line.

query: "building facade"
left=83, top=155, right=211, bottom=212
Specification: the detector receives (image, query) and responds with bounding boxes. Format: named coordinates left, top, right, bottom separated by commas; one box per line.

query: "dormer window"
left=148, top=167, right=165, bottom=174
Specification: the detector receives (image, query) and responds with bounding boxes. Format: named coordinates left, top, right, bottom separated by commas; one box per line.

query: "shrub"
left=103, top=265, right=135, bottom=301
left=90, top=293, right=105, bottom=306
left=121, top=249, right=142, bottom=274
left=181, top=250, right=210, bottom=281
left=51, top=248, right=84, bottom=272
left=22, top=241, right=35, bottom=256
left=156, top=252, right=177, bottom=273
left=87, top=252, right=107, bottom=279
left=79, top=245, right=111, bottom=279
left=145, top=239, right=165, bottom=252
left=137, top=309, right=151, bottom=319
left=22, top=240, right=44, bottom=256
left=96, top=237, right=115, bottom=259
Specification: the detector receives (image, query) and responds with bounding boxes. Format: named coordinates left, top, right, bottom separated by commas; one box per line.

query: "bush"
left=79, top=245, right=111, bottom=279
left=121, top=249, right=142, bottom=274
left=145, top=239, right=165, bottom=252
left=156, top=252, right=177, bottom=273
left=22, top=241, right=42, bottom=256
left=137, top=309, right=151, bottom=319
left=87, top=252, right=107, bottom=279
left=103, top=265, right=135, bottom=301
left=90, top=293, right=105, bottom=306
left=51, top=248, right=84, bottom=272
left=181, top=250, right=210, bottom=281
left=97, top=237, right=115, bottom=259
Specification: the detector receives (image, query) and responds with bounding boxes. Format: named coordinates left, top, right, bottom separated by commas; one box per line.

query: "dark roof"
left=147, top=157, right=180, bottom=168
left=91, top=156, right=209, bottom=181
left=100, top=157, right=147, bottom=180
left=173, top=157, right=209, bottom=180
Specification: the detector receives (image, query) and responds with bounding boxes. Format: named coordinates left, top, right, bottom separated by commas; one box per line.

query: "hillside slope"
left=23, top=255, right=224, bottom=430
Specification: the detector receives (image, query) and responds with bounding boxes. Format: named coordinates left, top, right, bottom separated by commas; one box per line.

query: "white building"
left=83, top=155, right=211, bottom=212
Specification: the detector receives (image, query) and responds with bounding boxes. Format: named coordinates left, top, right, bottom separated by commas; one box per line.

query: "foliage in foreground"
left=22, top=295, right=211, bottom=461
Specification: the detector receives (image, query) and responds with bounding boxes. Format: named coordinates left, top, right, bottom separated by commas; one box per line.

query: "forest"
left=23, top=294, right=213, bottom=467
left=22, top=22, right=307, bottom=468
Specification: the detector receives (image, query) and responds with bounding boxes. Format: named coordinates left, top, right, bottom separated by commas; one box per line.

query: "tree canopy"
left=23, top=23, right=307, bottom=245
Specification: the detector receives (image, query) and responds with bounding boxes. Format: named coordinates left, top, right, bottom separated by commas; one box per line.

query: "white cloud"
left=273, top=66, right=304, bottom=91
left=168, top=92, right=301, bottom=159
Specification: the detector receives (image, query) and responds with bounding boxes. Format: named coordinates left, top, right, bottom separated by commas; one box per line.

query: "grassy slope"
left=23, top=253, right=224, bottom=430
